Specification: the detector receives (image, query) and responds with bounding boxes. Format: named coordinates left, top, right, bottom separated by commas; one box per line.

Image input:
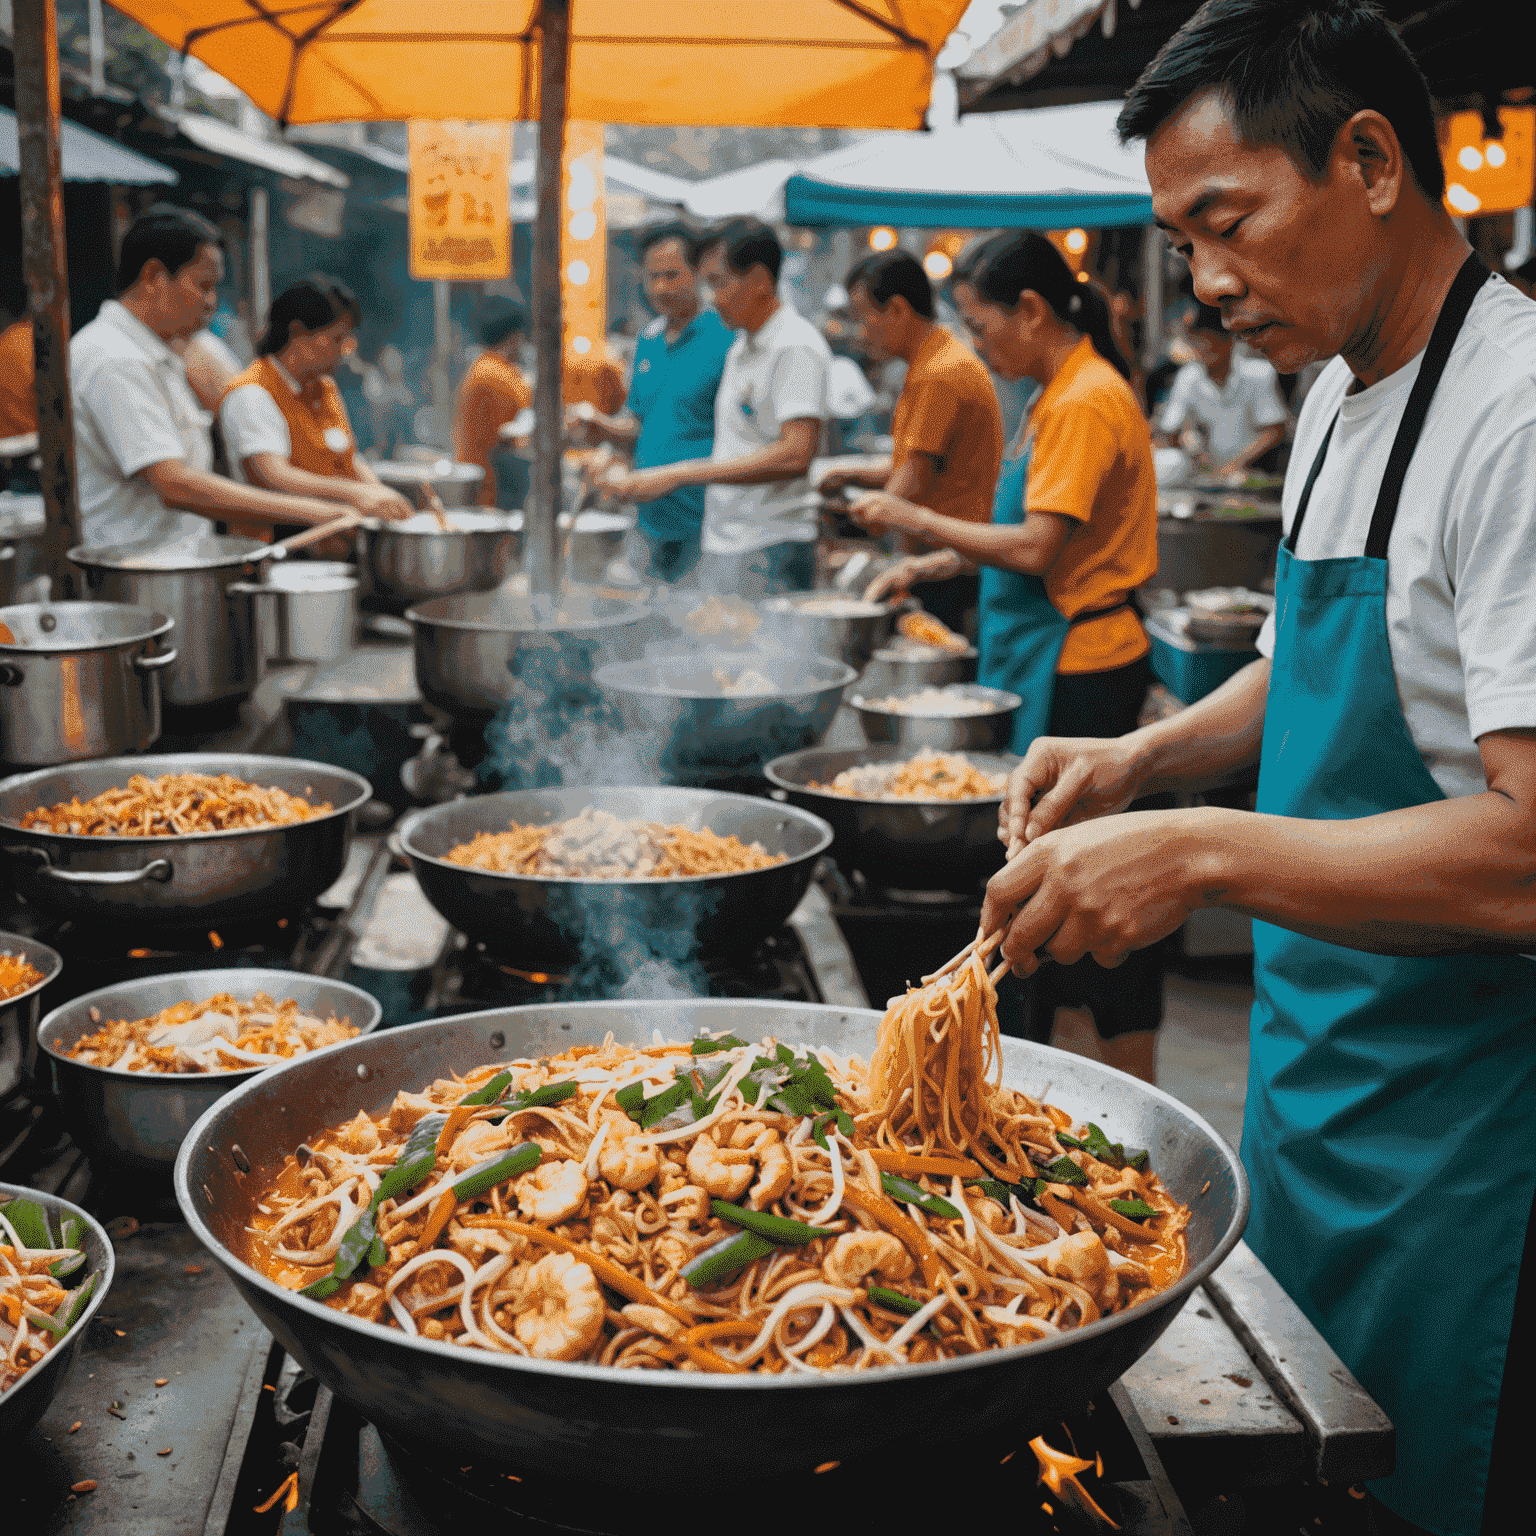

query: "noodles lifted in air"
left=444, top=805, right=786, bottom=879
left=16, top=773, right=331, bottom=837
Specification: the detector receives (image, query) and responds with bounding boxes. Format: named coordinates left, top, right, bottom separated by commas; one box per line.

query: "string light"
left=868, top=227, right=898, bottom=251
left=923, top=250, right=953, bottom=279
left=1063, top=228, right=1089, bottom=255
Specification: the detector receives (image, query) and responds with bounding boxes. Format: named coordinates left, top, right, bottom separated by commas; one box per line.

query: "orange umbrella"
left=89, top=2, right=972, bottom=588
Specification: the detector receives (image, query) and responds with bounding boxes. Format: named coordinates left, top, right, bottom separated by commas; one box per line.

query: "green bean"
left=454, top=1143, right=540, bottom=1201
left=880, top=1173, right=961, bottom=1220
left=709, top=1200, right=828, bottom=1245
left=680, top=1230, right=777, bottom=1290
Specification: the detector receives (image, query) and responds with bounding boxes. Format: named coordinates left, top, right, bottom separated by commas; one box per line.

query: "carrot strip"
left=436, top=1105, right=477, bottom=1157
left=678, top=1318, right=762, bottom=1344
left=868, top=1150, right=985, bottom=1180
left=418, top=1190, right=458, bottom=1251
left=253, top=1472, right=299, bottom=1514
left=1073, top=1188, right=1162, bottom=1243
left=840, top=1186, right=944, bottom=1289
left=1039, top=1190, right=1080, bottom=1234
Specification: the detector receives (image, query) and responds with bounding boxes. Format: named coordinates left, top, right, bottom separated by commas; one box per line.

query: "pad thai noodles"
left=15, top=773, right=332, bottom=837
left=810, top=750, right=1006, bottom=802
left=63, top=991, right=359, bottom=1075
left=444, top=806, right=787, bottom=880
left=858, top=687, right=1000, bottom=718
left=1, top=953, right=46, bottom=1003
left=0, top=1196, right=102, bottom=1395
left=243, top=955, right=1188, bottom=1373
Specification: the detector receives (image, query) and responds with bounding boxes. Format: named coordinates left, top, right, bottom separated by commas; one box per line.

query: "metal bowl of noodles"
left=0, top=929, right=62, bottom=1097
left=759, top=592, right=898, bottom=672
left=175, top=1000, right=1247, bottom=1484
left=852, top=683, right=1021, bottom=751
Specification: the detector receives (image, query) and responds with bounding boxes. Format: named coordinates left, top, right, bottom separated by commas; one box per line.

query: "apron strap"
left=1285, top=415, right=1337, bottom=551
left=1069, top=598, right=1134, bottom=626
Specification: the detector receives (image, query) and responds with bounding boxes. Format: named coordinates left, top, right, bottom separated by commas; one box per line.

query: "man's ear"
left=1337, top=109, right=1406, bottom=219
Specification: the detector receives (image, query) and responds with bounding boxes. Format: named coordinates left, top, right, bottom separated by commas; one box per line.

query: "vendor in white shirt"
left=605, top=219, right=830, bottom=597
left=219, top=275, right=411, bottom=532
left=69, top=206, right=375, bottom=549
left=1155, top=300, right=1288, bottom=475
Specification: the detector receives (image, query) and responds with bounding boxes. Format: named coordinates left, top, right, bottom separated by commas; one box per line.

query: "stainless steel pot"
left=0, top=929, right=62, bottom=1098
left=175, top=1001, right=1248, bottom=1482
left=853, top=682, right=1022, bottom=751
left=399, top=785, right=833, bottom=965
left=593, top=652, right=855, bottom=787
left=69, top=535, right=267, bottom=708
left=0, top=752, right=371, bottom=927
left=0, top=602, right=178, bottom=768
left=372, top=457, right=486, bottom=509
left=407, top=588, right=651, bottom=719
left=229, top=562, right=358, bottom=664
left=38, top=970, right=383, bottom=1177
left=0, top=1182, right=115, bottom=1439
left=860, top=641, right=978, bottom=694
left=759, top=593, right=897, bottom=672
left=359, top=513, right=520, bottom=609
left=765, top=744, right=1019, bottom=892
left=560, top=509, right=632, bottom=586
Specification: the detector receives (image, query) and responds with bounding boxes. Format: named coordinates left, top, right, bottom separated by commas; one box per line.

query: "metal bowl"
left=0, top=1182, right=116, bottom=1440
left=765, top=744, right=1018, bottom=892
left=0, top=930, right=62, bottom=1097
left=759, top=593, right=898, bottom=671
left=593, top=652, right=856, bottom=786
left=398, top=785, right=834, bottom=966
left=175, top=1000, right=1248, bottom=1483
left=359, top=513, right=520, bottom=609
left=860, top=641, right=978, bottom=695
left=372, top=458, right=486, bottom=510
left=37, top=970, right=383, bottom=1177
left=852, top=682, right=1022, bottom=751
left=0, top=753, right=372, bottom=928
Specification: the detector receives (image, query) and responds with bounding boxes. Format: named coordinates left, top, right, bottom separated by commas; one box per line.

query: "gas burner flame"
left=1030, top=1435, right=1117, bottom=1528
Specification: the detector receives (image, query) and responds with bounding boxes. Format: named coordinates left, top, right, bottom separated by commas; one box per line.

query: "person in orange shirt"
left=0, top=316, right=36, bottom=439
left=219, top=275, right=413, bottom=538
left=821, top=250, right=1002, bottom=634
left=453, top=299, right=532, bottom=508
left=855, top=231, right=1163, bottom=1083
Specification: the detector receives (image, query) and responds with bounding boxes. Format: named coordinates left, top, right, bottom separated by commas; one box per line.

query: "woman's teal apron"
left=1243, top=253, right=1536, bottom=1535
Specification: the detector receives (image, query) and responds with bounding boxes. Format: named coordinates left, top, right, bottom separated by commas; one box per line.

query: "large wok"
left=0, top=753, right=371, bottom=927
left=0, top=929, right=61, bottom=1097
left=398, top=786, right=833, bottom=966
left=175, top=1001, right=1248, bottom=1483
left=765, top=744, right=1020, bottom=891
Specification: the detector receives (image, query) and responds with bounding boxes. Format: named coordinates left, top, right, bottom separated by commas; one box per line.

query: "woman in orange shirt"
left=855, top=232, right=1163, bottom=1081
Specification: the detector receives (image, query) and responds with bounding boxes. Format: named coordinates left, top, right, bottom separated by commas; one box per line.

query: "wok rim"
left=174, top=1001, right=1250, bottom=1397
left=0, top=601, right=175, bottom=655
left=759, top=594, right=897, bottom=620
left=0, top=1180, right=117, bottom=1416
left=37, top=968, right=385, bottom=1084
left=593, top=654, right=858, bottom=702
left=764, top=745, right=1021, bottom=807
left=406, top=591, right=651, bottom=636
left=398, top=787, right=835, bottom=888
left=0, top=753, right=373, bottom=846
left=68, top=537, right=266, bottom=574
left=851, top=682, right=1024, bottom=719
left=0, top=929, right=64, bottom=1011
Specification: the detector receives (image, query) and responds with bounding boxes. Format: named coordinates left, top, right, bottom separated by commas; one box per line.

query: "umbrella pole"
left=13, top=0, right=83, bottom=596
left=528, top=0, right=571, bottom=598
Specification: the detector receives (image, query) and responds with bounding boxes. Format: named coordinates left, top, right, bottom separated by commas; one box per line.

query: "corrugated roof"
left=170, top=111, right=350, bottom=188
left=0, top=105, right=178, bottom=185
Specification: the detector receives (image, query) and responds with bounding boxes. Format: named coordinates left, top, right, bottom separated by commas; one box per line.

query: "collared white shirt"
left=703, top=302, right=829, bottom=554
left=70, top=300, right=212, bottom=547
left=1158, top=355, right=1287, bottom=464
left=219, top=356, right=354, bottom=483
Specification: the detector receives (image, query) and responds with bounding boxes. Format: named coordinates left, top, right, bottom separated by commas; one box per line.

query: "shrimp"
left=747, top=1130, right=791, bottom=1210
left=686, top=1133, right=754, bottom=1201
left=338, top=1110, right=380, bottom=1154
left=1045, top=1229, right=1119, bottom=1312
left=598, top=1119, right=661, bottom=1192
left=513, top=1252, right=604, bottom=1361
left=450, top=1118, right=518, bottom=1171
left=822, top=1230, right=914, bottom=1288
left=515, top=1160, right=588, bottom=1225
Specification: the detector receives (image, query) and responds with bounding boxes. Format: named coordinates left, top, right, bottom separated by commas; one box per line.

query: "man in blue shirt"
left=569, top=223, right=733, bottom=583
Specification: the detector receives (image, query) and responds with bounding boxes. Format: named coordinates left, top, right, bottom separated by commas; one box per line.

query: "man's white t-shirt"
left=1159, top=355, right=1287, bottom=464
left=1256, top=275, right=1536, bottom=801
left=70, top=300, right=212, bottom=547
left=703, top=303, right=830, bottom=554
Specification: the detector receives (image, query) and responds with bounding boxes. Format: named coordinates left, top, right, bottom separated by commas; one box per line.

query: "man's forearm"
left=1129, top=658, right=1270, bottom=795
left=245, top=453, right=362, bottom=505
left=141, top=460, right=340, bottom=527
left=900, top=504, right=1052, bottom=573
left=674, top=440, right=813, bottom=489
left=1224, top=423, right=1286, bottom=473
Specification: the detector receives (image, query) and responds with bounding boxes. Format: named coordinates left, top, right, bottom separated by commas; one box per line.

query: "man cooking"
left=1155, top=299, right=1288, bottom=475
left=604, top=219, right=830, bottom=598
left=979, top=5, right=1536, bottom=1532
left=70, top=205, right=361, bottom=547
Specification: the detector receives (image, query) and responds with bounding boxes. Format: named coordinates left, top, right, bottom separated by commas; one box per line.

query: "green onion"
left=681, top=1230, right=777, bottom=1290
left=1064, top=1122, right=1151, bottom=1172
left=459, top=1070, right=513, bottom=1107
left=54, top=1269, right=100, bottom=1332
left=1038, top=1155, right=1088, bottom=1188
left=691, top=1035, right=748, bottom=1055
left=880, top=1173, right=961, bottom=1220
left=454, top=1143, right=541, bottom=1201
left=810, top=1108, right=855, bottom=1150
left=614, top=1081, right=646, bottom=1116
left=487, top=1079, right=578, bottom=1122
left=866, top=1284, right=922, bottom=1315
left=1108, top=1197, right=1158, bottom=1221
left=709, top=1200, right=828, bottom=1246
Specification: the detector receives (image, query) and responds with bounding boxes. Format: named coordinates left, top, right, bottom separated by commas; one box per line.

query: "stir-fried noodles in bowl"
left=175, top=997, right=1248, bottom=1480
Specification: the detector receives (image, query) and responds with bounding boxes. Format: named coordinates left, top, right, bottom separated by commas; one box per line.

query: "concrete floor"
left=1050, top=964, right=1254, bottom=1152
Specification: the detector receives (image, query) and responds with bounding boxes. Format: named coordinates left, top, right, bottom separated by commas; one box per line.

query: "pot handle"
left=4, top=845, right=173, bottom=886
left=225, top=581, right=279, bottom=598
left=0, top=662, right=21, bottom=687
left=132, top=647, right=179, bottom=673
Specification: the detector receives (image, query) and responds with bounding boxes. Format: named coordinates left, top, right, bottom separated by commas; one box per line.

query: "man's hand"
left=980, top=807, right=1223, bottom=974
left=602, top=463, right=686, bottom=504
left=565, top=401, right=599, bottom=445
left=999, top=736, right=1147, bottom=856
left=865, top=550, right=960, bottom=603
left=346, top=481, right=414, bottom=521
left=849, top=489, right=925, bottom=536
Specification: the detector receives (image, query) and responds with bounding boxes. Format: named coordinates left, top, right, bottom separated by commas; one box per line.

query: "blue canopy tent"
left=781, top=101, right=1151, bottom=229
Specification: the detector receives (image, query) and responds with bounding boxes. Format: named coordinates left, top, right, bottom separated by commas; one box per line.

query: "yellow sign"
left=1439, top=107, right=1535, bottom=218
left=408, top=121, right=512, bottom=281
left=562, top=121, right=607, bottom=369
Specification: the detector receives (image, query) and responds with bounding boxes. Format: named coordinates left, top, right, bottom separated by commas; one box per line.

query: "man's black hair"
left=699, top=218, right=782, bottom=284
left=1117, top=1, right=1444, bottom=199
left=638, top=221, right=702, bottom=267
left=478, top=296, right=527, bottom=348
left=257, top=274, right=361, bottom=357
left=845, top=250, right=935, bottom=320
left=116, top=204, right=224, bottom=293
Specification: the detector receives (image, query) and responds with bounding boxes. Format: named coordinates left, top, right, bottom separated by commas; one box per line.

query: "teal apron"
left=1242, top=253, right=1536, bottom=1535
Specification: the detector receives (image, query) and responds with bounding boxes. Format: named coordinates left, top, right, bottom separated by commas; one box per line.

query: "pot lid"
left=0, top=601, right=174, bottom=652
left=69, top=533, right=267, bottom=571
